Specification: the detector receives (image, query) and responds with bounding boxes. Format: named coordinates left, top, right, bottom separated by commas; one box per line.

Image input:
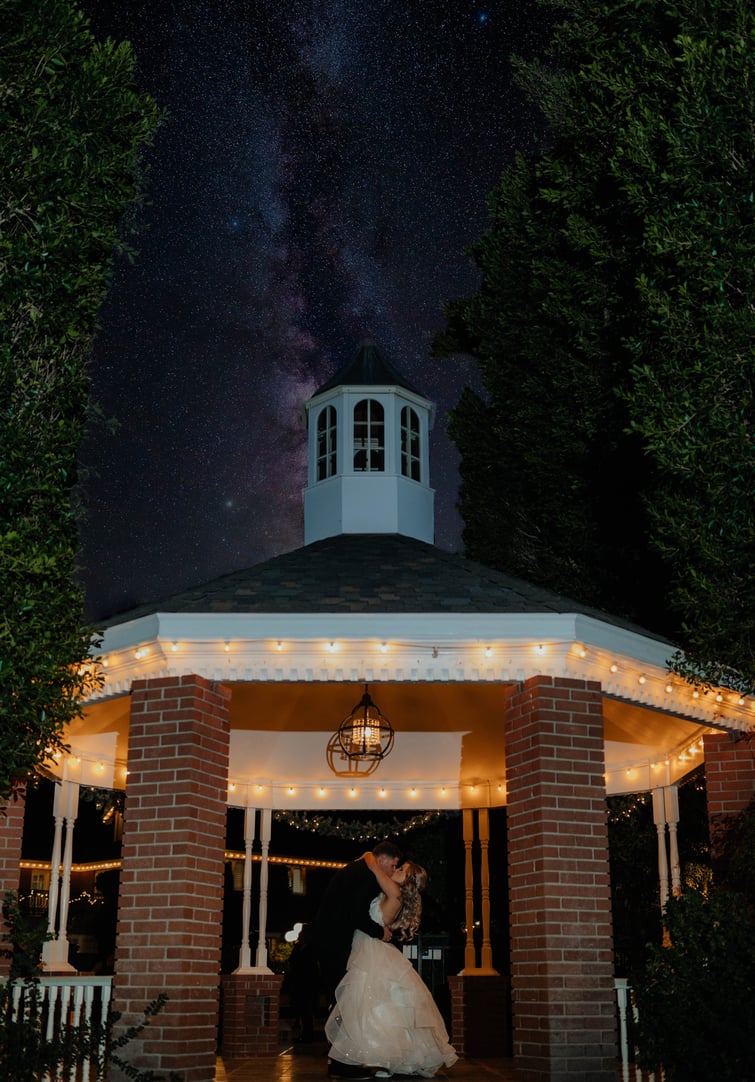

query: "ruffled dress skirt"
left=325, top=930, right=458, bottom=1077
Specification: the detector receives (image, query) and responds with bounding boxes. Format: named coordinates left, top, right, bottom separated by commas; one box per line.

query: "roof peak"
left=313, top=339, right=424, bottom=398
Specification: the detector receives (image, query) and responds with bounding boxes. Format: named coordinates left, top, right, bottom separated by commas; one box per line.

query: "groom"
left=314, top=839, right=402, bottom=1079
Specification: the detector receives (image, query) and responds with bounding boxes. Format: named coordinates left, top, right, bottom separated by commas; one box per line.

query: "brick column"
left=111, top=675, right=231, bottom=1082
left=220, top=972, right=283, bottom=1057
left=448, top=973, right=511, bottom=1058
left=0, top=787, right=26, bottom=979
left=504, top=676, right=618, bottom=1082
left=703, top=731, right=755, bottom=859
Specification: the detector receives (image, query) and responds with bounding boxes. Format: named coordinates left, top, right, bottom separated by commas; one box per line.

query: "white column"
left=233, top=806, right=257, bottom=973
left=42, top=779, right=78, bottom=972
left=459, top=808, right=476, bottom=973
left=253, top=807, right=273, bottom=973
left=478, top=808, right=498, bottom=974
left=665, top=785, right=681, bottom=897
left=651, top=787, right=670, bottom=909
left=45, top=786, right=65, bottom=941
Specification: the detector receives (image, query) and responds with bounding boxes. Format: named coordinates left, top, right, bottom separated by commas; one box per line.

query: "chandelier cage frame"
left=334, top=685, right=395, bottom=768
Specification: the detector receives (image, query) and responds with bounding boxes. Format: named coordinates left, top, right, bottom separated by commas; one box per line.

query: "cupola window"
left=400, top=406, right=421, bottom=481
left=353, top=399, right=384, bottom=472
left=316, top=405, right=337, bottom=480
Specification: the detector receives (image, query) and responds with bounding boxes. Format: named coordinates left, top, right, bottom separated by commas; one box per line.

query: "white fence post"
left=7, top=975, right=113, bottom=1081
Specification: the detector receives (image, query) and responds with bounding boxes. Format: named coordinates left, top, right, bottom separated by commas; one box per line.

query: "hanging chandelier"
left=326, top=685, right=395, bottom=777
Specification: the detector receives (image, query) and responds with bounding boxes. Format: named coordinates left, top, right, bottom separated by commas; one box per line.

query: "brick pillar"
left=504, top=676, right=618, bottom=1082
left=448, top=973, right=511, bottom=1058
left=0, top=787, right=26, bottom=979
left=111, top=675, right=231, bottom=1082
left=703, top=731, right=755, bottom=859
left=220, top=972, right=283, bottom=1057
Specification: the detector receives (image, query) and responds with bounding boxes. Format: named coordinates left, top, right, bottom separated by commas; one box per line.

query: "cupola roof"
left=313, top=338, right=423, bottom=398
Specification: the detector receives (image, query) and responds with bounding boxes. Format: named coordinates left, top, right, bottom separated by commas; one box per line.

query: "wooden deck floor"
left=215, top=1045, right=520, bottom=1081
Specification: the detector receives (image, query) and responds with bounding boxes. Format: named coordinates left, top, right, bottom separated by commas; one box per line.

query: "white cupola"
left=303, top=340, right=435, bottom=544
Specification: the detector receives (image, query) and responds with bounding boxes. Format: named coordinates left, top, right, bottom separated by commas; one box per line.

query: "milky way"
left=77, top=0, right=549, bottom=620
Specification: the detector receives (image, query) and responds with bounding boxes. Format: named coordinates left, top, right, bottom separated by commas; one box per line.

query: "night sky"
left=76, top=0, right=550, bottom=622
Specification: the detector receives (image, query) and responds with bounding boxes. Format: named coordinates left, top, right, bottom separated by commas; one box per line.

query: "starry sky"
left=77, top=0, right=550, bottom=622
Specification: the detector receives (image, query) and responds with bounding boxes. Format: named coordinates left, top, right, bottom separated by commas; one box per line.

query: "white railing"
left=615, top=978, right=664, bottom=1082
left=8, top=975, right=113, bottom=1082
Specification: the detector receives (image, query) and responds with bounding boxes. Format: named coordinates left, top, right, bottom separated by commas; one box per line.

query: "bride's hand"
left=360, top=851, right=377, bottom=867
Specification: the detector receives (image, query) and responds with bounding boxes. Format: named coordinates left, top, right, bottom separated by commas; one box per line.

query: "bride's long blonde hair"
left=390, top=861, right=428, bottom=942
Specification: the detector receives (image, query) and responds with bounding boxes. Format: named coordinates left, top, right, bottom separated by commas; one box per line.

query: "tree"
left=0, top=0, right=158, bottom=802
left=436, top=0, right=755, bottom=691
left=632, top=795, right=755, bottom=1081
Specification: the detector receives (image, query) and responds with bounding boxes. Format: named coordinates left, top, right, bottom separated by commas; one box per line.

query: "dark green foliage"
left=607, top=794, right=660, bottom=976
left=633, top=797, right=755, bottom=1080
left=1, top=892, right=183, bottom=1081
left=607, top=772, right=711, bottom=977
left=0, top=891, right=50, bottom=979
left=436, top=0, right=755, bottom=691
left=634, top=889, right=755, bottom=1080
left=0, top=0, right=158, bottom=801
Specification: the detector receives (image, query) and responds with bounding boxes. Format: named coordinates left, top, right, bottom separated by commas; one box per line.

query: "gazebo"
left=3, top=341, right=753, bottom=1082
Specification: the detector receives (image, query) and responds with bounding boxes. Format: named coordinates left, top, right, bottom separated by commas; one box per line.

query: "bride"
left=325, top=851, right=458, bottom=1078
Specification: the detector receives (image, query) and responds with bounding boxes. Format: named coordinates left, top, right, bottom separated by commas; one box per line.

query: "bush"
left=633, top=796, right=755, bottom=1082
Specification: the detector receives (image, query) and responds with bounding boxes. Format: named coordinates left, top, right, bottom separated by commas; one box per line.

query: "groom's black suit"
left=314, top=857, right=386, bottom=1005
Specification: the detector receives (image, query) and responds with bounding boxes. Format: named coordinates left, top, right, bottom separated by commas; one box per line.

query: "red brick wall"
left=448, top=974, right=511, bottom=1058
left=504, top=676, right=618, bottom=1082
left=110, top=675, right=231, bottom=1082
left=220, top=973, right=283, bottom=1057
left=704, top=731, right=755, bottom=857
left=0, top=787, right=26, bottom=979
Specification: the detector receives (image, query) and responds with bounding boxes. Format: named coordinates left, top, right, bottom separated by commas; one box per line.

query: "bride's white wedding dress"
left=325, top=896, right=458, bottom=1077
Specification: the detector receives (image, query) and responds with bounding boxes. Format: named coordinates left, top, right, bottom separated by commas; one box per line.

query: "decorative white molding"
left=88, top=611, right=754, bottom=736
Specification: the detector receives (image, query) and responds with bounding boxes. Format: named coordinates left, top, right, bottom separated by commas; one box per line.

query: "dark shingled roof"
left=103, top=533, right=667, bottom=640
left=313, top=339, right=423, bottom=398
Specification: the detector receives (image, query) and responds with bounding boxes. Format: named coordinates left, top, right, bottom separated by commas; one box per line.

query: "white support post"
left=43, top=779, right=78, bottom=972
left=664, top=785, right=681, bottom=897
left=651, top=787, right=670, bottom=909
left=254, top=807, right=273, bottom=973
left=478, top=808, right=498, bottom=974
left=459, top=807, right=476, bottom=973
left=44, top=785, right=65, bottom=945
left=233, top=806, right=257, bottom=973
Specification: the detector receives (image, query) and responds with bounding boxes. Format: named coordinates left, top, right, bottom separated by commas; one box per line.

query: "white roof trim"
left=88, top=611, right=754, bottom=734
